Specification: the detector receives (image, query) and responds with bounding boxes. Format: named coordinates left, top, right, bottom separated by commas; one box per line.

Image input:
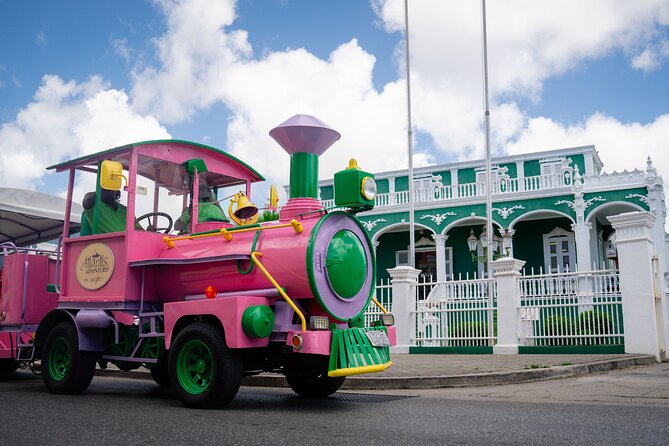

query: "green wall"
left=499, top=162, right=517, bottom=178
left=395, top=176, right=408, bottom=192
left=458, top=168, right=476, bottom=184
left=320, top=185, right=334, bottom=200
left=432, top=170, right=452, bottom=186
left=445, top=225, right=479, bottom=278
left=377, top=178, right=389, bottom=194
left=524, top=154, right=585, bottom=177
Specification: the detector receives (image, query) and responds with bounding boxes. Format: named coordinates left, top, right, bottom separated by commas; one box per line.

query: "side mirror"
left=100, top=160, right=125, bottom=191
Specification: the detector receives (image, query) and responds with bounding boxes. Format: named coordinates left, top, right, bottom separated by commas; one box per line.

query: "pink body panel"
left=386, top=326, right=397, bottom=346
left=153, top=217, right=319, bottom=302
left=163, top=295, right=271, bottom=349
left=61, top=233, right=134, bottom=302
left=0, top=254, right=57, bottom=325
left=0, top=332, right=32, bottom=359
left=286, top=329, right=332, bottom=355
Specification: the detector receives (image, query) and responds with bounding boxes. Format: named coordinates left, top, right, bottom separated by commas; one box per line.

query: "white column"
left=644, top=157, right=669, bottom=346
left=387, top=266, right=420, bottom=354
left=572, top=221, right=593, bottom=272
left=491, top=257, right=526, bottom=354
left=571, top=169, right=592, bottom=272
left=388, top=177, right=396, bottom=206
left=608, top=211, right=666, bottom=361
left=432, top=234, right=448, bottom=283
left=516, top=161, right=525, bottom=192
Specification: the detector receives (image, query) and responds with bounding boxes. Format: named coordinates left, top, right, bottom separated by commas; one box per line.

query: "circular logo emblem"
left=76, top=243, right=115, bottom=290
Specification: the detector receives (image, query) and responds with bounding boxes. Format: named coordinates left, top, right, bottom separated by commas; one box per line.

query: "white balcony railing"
left=321, top=173, right=571, bottom=210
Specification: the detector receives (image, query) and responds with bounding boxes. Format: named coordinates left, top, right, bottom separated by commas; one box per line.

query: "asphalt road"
left=1, top=364, right=667, bottom=445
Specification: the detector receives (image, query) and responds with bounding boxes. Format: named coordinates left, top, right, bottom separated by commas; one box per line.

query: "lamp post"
left=467, top=226, right=509, bottom=263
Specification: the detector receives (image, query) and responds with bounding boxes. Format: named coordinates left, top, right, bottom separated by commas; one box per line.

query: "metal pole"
left=481, top=0, right=493, bottom=278
left=405, top=0, right=416, bottom=269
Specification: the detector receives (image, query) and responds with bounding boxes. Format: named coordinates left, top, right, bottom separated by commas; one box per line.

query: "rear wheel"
left=285, top=362, right=346, bottom=398
left=149, top=357, right=171, bottom=388
left=168, top=323, right=242, bottom=409
left=42, top=322, right=97, bottom=394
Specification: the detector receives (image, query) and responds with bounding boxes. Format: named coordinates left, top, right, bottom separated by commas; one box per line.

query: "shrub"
left=540, top=315, right=576, bottom=346
left=577, top=310, right=614, bottom=345
left=449, top=322, right=490, bottom=347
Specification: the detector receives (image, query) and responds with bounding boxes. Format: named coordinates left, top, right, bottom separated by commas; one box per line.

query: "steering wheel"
left=135, top=212, right=173, bottom=234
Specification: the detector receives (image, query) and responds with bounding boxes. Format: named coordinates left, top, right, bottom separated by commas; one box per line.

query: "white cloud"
left=505, top=112, right=669, bottom=181
left=0, top=75, right=169, bottom=190
left=131, top=0, right=412, bottom=191
left=372, top=0, right=669, bottom=157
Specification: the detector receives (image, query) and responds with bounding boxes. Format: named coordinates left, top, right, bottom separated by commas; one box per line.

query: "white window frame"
left=542, top=227, right=576, bottom=273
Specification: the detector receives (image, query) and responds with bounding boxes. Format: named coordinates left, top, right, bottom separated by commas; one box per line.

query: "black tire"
left=42, top=322, right=97, bottom=395
left=150, top=357, right=171, bottom=388
left=285, top=363, right=346, bottom=398
left=168, top=323, right=242, bottom=409
left=0, top=359, right=19, bottom=374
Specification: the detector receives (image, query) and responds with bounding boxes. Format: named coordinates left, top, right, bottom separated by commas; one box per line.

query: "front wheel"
left=42, top=322, right=97, bottom=394
left=285, top=363, right=346, bottom=398
left=0, top=359, right=19, bottom=374
left=168, top=323, right=242, bottom=409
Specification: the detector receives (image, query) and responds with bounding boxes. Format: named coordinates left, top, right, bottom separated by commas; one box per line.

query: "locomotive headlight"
left=380, top=313, right=395, bottom=326
left=309, top=316, right=330, bottom=331
left=361, top=176, right=377, bottom=200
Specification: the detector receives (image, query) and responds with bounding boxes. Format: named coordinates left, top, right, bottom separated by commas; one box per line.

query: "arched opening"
left=510, top=210, right=575, bottom=274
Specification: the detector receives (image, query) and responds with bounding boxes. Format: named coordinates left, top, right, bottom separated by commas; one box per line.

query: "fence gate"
left=411, top=275, right=497, bottom=352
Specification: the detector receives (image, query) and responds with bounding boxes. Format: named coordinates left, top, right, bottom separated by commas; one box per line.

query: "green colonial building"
left=316, top=145, right=666, bottom=284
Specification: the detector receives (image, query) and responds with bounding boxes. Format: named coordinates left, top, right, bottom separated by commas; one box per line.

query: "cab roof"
left=46, top=139, right=265, bottom=183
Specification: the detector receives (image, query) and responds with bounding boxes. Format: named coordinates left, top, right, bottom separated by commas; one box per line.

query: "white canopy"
left=0, top=188, right=83, bottom=246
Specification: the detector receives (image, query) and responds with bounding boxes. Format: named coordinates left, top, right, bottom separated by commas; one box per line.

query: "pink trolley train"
left=0, top=114, right=395, bottom=408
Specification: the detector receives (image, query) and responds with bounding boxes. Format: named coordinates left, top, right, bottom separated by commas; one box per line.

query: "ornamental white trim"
left=492, top=205, right=525, bottom=220
left=420, top=212, right=457, bottom=226
left=584, top=196, right=606, bottom=209
left=554, top=199, right=576, bottom=211
left=625, top=193, right=650, bottom=205
left=361, top=218, right=387, bottom=231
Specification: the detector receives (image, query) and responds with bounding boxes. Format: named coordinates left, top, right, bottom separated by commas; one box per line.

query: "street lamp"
left=467, top=226, right=507, bottom=263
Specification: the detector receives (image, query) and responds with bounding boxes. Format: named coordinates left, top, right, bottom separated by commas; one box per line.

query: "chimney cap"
left=269, top=114, right=341, bottom=156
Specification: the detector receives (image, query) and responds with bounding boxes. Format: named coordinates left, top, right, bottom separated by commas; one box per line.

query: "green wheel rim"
left=48, top=337, right=71, bottom=381
left=176, top=340, right=214, bottom=395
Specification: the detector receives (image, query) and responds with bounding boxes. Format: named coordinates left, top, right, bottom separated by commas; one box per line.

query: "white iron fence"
left=412, top=276, right=497, bottom=348
left=518, top=269, right=623, bottom=347
left=369, top=267, right=624, bottom=350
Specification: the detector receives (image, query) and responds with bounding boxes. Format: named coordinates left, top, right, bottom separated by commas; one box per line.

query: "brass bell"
left=229, top=192, right=259, bottom=224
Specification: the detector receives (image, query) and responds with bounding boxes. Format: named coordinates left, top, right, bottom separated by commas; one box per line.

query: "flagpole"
left=481, top=0, right=493, bottom=279
left=404, top=0, right=416, bottom=269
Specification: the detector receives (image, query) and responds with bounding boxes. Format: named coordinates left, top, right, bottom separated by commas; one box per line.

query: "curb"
left=95, top=355, right=657, bottom=390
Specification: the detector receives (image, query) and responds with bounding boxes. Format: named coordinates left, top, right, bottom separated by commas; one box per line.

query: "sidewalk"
left=97, top=353, right=658, bottom=390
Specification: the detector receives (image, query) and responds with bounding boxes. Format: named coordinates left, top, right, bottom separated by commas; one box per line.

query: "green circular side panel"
left=241, top=305, right=275, bottom=338
left=326, top=230, right=367, bottom=299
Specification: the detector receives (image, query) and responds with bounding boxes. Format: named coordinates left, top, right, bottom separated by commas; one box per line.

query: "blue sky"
left=1, top=0, right=668, bottom=199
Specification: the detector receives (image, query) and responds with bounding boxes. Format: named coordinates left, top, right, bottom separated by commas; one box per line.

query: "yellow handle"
left=371, top=297, right=389, bottom=315
left=251, top=251, right=306, bottom=332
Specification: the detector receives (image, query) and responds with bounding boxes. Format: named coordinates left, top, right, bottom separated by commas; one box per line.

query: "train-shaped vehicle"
left=0, top=114, right=395, bottom=408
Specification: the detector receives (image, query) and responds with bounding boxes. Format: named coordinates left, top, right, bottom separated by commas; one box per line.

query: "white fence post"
left=387, top=266, right=420, bottom=354
left=491, top=257, right=526, bottom=354
left=608, top=211, right=666, bottom=361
